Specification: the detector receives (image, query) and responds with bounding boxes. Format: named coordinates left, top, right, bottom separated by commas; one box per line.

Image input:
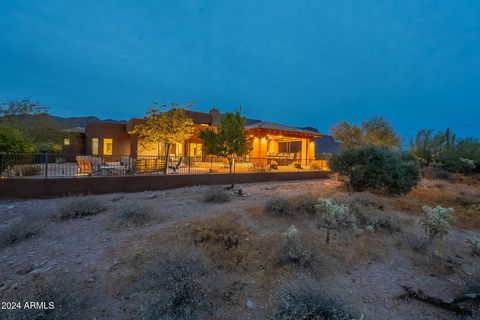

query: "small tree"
left=314, top=198, right=355, bottom=244
left=0, top=125, right=36, bottom=153
left=330, top=116, right=400, bottom=149
left=199, top=111, right=251, bottom=173
left=129, top=103, right=194, bottom=173
left=418, top=205, right=456, bottom=241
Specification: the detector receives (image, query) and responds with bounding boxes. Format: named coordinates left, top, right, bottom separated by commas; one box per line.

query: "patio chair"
left=76, top=157, right=93, bottom=175
left=168, top=156, right=183, bottom=173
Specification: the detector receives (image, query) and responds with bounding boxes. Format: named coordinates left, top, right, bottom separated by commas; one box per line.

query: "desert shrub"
left=421, top=164, right=452, bottom=180
left=0, top=219, right=40, bottom=248
left=418, top=205, right=456, bottom=241
left=265, top=196, right=294, bottom=216
left=458, top=190, right=480, bottom=207
left=273, top=275, right=360, bottom=320
left=250, top=163, right=268, bottom=172
left=330, top=145, right=420, bottom=195
left=366, top=212, right=401, bottom=233
left=294, top=163, right=303, bottom=170
left=0, top=272, right=87, bottom=320
left=293, top=195, right=317, bottom=215
left=467, top=237, right=480, bottom=256
left=440, top=138, right=480, bottom=174
left=281, top=225, right=313, bottom=267
left=58, top=196, right=103, bottom=220
left=315, top=198, right=356, bottom=244
left=114, top=204, right=152, bottom=228
left=193, top=219, right=243, bottom=250
left=203, top=187, right=230, bottom=203
left=133, top=246, right=214, bottom=320
left=404, top=231, right=431, bottom=254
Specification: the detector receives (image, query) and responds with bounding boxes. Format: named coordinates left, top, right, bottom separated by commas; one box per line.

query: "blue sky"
left=1, top=0, right=479, bottom=141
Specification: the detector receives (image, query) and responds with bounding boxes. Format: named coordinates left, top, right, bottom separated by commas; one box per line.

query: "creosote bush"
left=58, top=196, right=103, bottom=220
left=366, top=212, right=401, bottom=233
left=265, top=196, right=294, bottom=216
left=273, top=275, right=360, bottom=320
left=133, top=246, right=214, bottom=320
left=331, top=145, right=420, bottom=195
left=418, top=205, right=456, bottom=241
left=315, top=198, right=356, bottom=244
left=282, top=225, right=313, bottom=267
left=114, top=204, right=152, bottom=228
left=293, top=195, right=317, bottom=215
left=203, top=187, right=230, bottom=203
left=0, top=219, right=40, bottom=248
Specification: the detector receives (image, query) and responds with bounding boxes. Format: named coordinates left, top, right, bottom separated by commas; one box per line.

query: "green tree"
left=129, top=103, right=194, bottom=173
left=199, top=111, right=251, bottom=173
left=0, top=98, right=63, bottom=152
left=330, top=117, right=401, bottom=149
left=330, top=121, right=363, bottom=149
left=0, top=125, right=36, bottom=153
left=362, top=117, right=401, bottom=147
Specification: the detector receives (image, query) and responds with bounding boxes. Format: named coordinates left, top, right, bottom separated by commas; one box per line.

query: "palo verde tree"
left=330, top=116, right=401, bottom=149
left=199, top=111, right=251, bottom=173
left=129, top=102, right=194, bottom=174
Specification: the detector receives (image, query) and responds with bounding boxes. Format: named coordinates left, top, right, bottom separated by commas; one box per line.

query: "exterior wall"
left=85, top=123, right=131, bottom=156
left=0, top=171, right=331, bottom=199
left=62, top=133, right=85, bottom=154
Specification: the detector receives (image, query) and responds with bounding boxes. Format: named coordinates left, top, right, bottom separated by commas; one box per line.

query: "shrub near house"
left=331, top=145, right=420, bottom=195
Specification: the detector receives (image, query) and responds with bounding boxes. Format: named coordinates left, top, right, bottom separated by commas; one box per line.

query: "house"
left=83, top=108, right=323, bottom=165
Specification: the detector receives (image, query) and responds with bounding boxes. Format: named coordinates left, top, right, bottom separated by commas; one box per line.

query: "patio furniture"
left=134, top=158, right=167, bottom=173
left=168, top=156, right=183, bottom=173
left=76, top=157, right=93, bottom=175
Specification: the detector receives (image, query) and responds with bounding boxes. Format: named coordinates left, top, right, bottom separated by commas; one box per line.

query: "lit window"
left=64, top=138, right=70, bottom=145
left=103, top=138, right=113, bottom=155
left=92, top=138, right=99, bottom=155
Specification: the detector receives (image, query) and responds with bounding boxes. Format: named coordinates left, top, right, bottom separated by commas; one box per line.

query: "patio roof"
left=245, top=122, right=323, bottom=137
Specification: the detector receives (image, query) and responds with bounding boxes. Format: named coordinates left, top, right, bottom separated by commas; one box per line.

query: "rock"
left=85, top=278, right=95, bottom=284
left=246, top=299, right=255, bottom=309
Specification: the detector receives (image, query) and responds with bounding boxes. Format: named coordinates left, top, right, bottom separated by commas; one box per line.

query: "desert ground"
left=0, top=176, right=479, bottom=319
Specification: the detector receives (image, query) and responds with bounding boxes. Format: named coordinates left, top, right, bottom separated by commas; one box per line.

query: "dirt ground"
left=0, top=177, right=479, bottom=319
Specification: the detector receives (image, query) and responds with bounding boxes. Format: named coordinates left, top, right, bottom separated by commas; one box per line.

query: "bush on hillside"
left=203, top=187, right=230, bottom=203
left=133, top=246, right=214, bottom=320
left=114, top=204, right=152, bottom=228
left=273, top=274, right=360, bottom=320
left=330, top=145, right=420, bottom=195
left=58, top=196, right=103, bottom=220
left=265, top=197, right=294, bottom=216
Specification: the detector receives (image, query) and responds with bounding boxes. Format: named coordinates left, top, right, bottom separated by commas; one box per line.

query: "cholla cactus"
left=467, top=237, right=480, bottom=256
left=315, top=198, right=355, bottom=244
left=459, top=158, right=476, bottom=174
left=283, top=225, right=312, bottom=266
left=418, top=205, right=456, bottom=241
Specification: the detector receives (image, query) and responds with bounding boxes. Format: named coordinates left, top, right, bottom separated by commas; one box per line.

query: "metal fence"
left=0, top=153, right=330, bottom=178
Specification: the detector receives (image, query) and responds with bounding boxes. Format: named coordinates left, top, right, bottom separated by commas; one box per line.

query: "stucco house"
left=83, top=108, right=323, bottom=165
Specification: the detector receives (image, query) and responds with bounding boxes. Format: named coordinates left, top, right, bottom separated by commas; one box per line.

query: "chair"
left=168, top=156, right=183, bottom=173
left=76, top=157, right=93, bottom=175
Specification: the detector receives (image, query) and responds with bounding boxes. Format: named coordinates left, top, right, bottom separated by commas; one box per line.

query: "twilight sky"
left=1, top=0, right=479, bottom=141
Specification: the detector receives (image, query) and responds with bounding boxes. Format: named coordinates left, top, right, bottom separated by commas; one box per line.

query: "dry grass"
left=0, top=219, right=40, bottom=249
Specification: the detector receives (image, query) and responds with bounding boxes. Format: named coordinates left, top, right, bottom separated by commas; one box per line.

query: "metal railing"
left=0, top=153, right=330, bottom=179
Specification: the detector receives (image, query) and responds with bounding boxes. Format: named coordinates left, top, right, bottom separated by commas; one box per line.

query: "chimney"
left=209, top=108, right=221, bottom=125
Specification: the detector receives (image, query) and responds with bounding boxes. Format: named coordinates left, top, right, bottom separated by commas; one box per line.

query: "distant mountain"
left=49, top=115, right=124, bottom=128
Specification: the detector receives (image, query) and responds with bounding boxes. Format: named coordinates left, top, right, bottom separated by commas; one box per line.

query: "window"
left=91, top=138, right=99, bottom=155
left=189, top=143, right=202, bottom=157
left=279, top=141, right=302, bottom=153
left=103, top=138, right=113, bottom=155
left=63, top=138, right=70, bottom=145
